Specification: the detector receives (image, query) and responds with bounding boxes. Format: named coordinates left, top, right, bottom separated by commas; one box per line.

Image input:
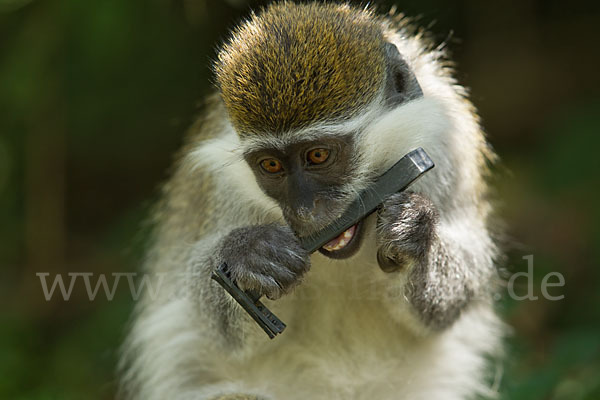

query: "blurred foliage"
left=0, top=0, right=599, bottom=399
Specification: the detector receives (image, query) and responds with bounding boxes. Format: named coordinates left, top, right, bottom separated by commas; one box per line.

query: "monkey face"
left=244, top=135, right=366, bottom=258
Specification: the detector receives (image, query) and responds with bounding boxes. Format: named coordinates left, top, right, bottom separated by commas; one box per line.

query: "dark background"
left=1, top=0, right=599, bottom=399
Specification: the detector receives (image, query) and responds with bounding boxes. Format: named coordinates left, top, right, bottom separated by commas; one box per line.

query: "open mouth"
left=318, top=220, right=365, bottom=259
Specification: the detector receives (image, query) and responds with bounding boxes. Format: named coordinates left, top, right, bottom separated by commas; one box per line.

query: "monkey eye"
left=307, top=148, right=330, bottom=165
left=260, top=158, right=283, bottom=173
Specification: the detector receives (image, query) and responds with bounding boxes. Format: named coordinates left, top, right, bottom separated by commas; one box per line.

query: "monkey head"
left=214, top=3, right=423, bottom=258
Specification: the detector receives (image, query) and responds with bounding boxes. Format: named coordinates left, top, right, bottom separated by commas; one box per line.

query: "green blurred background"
left=1, top=0, right=599, bottom=399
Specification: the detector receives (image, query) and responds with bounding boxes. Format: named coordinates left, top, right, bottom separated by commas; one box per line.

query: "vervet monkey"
left=120, top=2, right=504, bottom=400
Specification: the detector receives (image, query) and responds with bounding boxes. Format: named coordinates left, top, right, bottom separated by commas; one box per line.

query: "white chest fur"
left=212, top=215, right=502, bottom=400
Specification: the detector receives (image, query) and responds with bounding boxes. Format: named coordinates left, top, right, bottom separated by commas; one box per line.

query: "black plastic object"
left=211, top=267, right=286, bottom=339
left=211, top=147, right=434, bottom=338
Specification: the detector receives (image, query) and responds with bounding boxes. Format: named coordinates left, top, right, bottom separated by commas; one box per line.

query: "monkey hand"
left=218, top=224, right=310, bottom=299
left=376, top=192, right=439, bottom=272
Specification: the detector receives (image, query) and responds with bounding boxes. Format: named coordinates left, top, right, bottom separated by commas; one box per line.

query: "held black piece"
left=211, top=147, right=434, bottom=338
left=211, top=266, right=286, bottom=339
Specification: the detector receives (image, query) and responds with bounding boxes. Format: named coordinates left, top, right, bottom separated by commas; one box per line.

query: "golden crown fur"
left=215, top=2, right=387, bottom=135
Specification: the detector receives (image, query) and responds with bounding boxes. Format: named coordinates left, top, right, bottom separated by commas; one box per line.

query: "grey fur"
left=407, top=237, right=475, bottom=330
left=376, top=191, right=438, bottom=266
left=376, top=191, right=487, bottom=330
left=218, top=224, right=310, bottom=299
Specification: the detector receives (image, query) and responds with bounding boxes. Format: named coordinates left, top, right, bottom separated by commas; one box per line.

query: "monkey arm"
left=135, top=120, right=299, bottom=334
left=377, top=193, right=497, bottom=331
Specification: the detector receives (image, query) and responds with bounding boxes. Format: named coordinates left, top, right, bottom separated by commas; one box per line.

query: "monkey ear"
left=383, top=42, right=423, bottom=106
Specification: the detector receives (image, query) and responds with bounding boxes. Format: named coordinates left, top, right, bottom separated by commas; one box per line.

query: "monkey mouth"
left=318, top=220, right=364, bottom=259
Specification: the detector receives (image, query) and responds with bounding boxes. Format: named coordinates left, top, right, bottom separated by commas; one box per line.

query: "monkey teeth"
left=322, top=225, right=357, bottom=252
